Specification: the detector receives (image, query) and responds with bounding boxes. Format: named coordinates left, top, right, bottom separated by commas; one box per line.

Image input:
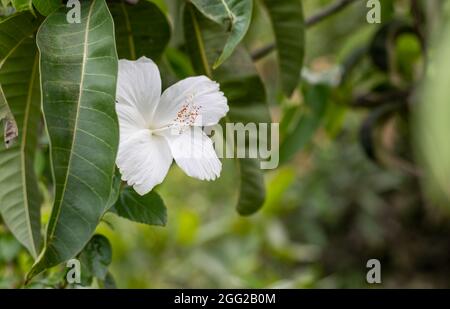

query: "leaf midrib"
left=47, top=0, right=96, bottom=239
left=219, top=0, right=235, bottom=23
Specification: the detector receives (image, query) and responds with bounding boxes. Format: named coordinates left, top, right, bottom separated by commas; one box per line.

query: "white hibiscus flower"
left=115, top=57, right=229, bottom=195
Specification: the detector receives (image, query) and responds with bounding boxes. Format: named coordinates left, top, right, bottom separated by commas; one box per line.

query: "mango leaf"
left=262, top=0, right=305, bottom=97
left=279, top=83, right=329, bottom=164
left=27, top=0, right=119, bottom=279
left=78, top=234, right=112, bottom=285
left=184, top=4, right=270, bottom=215
left=235, top=158, right=265, bottom=215
left=109, top=0, right=170, bottom=60
left=11, top=0, right=33, bottom=12
left=190, top=0, right=253, bottom=69
left=111, top=187, right=167, bottom=226
left=32, top=0, right=60, bottom=16
left=217, top=53, right=270, bottom=215
left=0, top=12, right=41, bottom=258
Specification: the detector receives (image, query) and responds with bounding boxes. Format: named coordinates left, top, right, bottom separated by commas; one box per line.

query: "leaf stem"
left=189, top=5, right=212, bottom=78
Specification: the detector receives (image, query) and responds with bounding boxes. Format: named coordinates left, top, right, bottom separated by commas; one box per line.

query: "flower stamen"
left=173, top=93, right=202, bottom=134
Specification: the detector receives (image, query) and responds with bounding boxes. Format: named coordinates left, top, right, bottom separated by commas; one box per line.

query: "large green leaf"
left=235, top=158, right=265, bottom=215
left=111, top=187, right=167, bottom=226
left=184, top=4, right=270, bottom=215
left=28, top=0, right=119, bottom=279
left=279, top=83, right=329, bottom=164
left=217, top=50, right=270, bottom=215
left=0, top=12, right=41, bottom=258
left=109, top=0, right=170, bottom=61
left=32, top=0, right=60, bottom=16
left=262, top=0, right=305, bottom=97
left=190, top=0, right=253, bottom=69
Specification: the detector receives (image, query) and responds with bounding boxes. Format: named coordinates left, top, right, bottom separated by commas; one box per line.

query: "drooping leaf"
left=190, top=0, right=253, bottom=69
left=236, top=158, right=265, bottom=215
left=28, top=0, right=119, bottom=279
left=279, top=83, right=329, bottom=164
left=108, top=0, right=170, bottom=61
left=32, top=0, right=60, bottom=16
left=0, top=12, right=41, bottom=258
left=216, top=50, right=271, bottom=215
left=184, top=4, right=270, bottom=215
left=111, top=187, right=167, bottom=226
left=261, top=0, right=305, bottom=97
left=78, top=234, right=112, bottom=285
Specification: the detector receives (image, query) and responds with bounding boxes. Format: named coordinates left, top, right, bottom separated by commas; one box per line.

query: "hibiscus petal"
left=154, top=76, right=228, bottom=129
left=117, top=130, right=172, bottom=195
left=163, top=127, right=222, bottom=181
left=116, top=57, right=161, bottom=136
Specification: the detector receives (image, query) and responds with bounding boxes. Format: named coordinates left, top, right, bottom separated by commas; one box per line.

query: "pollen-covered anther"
left=173, top=93, right=202, bottom=133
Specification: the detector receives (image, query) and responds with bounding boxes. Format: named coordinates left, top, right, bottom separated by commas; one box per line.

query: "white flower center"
left=148, top=93, right=202, bottom=136
left=174, top=93, right=201, bottom=129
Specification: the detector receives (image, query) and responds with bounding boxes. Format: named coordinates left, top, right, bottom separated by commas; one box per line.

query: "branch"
left=252, top=0, right=361, bottom=61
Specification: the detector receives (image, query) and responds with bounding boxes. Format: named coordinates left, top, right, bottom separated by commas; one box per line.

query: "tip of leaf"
left=212, top=61, right=222, bottom=70
left=213, top=53, right=228, bottom=70
left=25, top=249, right=48, bottom=284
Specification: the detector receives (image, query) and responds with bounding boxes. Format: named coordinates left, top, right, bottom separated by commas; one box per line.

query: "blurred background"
left=2, top=0, right=450, bottom=288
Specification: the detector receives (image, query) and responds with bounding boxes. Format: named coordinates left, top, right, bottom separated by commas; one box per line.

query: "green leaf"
left=190, top=0, right=253, bottom=69
left=262, top=0, right=305, bottom=97
left=11, top=0, right=33, bottom=12
left=27, top=0, right=119, bottom=279
left=217, top=51, right=270, bottom=215
left=0, top=12, right=41, bottom=258
left=279, top=83, right=329, bottom=164
left=111, top=187, right=167, bottom=226
left=78, top=234, right=112, bottom=285
left=236, top=158, right=265, bottom=216
left=32, top=0, right=60, bottom=16
left=109, top=0, right=171, bottom=61
left=184, top=4, right=270, bottom=215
